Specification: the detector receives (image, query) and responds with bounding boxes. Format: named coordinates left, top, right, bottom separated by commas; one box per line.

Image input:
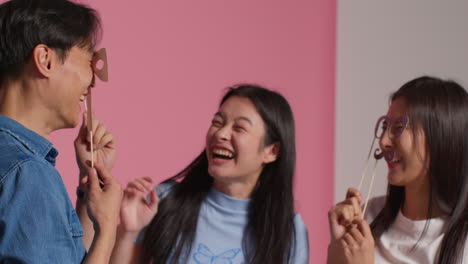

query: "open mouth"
left=212, top=148, right=234, bottom=160
left=80, top=95, right=86, bottom=102
left=386, top=152, right=401, bottom=168
left=379, top=150, right=401, bottom=168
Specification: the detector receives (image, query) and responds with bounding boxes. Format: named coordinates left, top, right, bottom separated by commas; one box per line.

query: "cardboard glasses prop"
left=80, top=48, right=109, bottom=169
left=358, top=115, right=408, bottom=216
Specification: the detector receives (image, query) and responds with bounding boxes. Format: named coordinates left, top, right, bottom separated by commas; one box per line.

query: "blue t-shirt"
left=151, top=181, right=309, bottom=264
left=0, top=115, right=86, bottom=263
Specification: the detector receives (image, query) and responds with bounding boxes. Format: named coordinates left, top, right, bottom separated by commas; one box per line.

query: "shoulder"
left=155, top=180, right=178, bottom=200
left=292, top=214, right=309, bottom=243
left=364, top=195, right=386, bottom=222
left=292, top=213, right=309, bottom=245
left=0, top=159, right=64, bottom=216
left=293, top=213, right=307, bottom=232
left=0, top=158, right=57, bottom=187
left=0, top=132, right=39, bottom=184
left=0, top=161, right=77, bottom=241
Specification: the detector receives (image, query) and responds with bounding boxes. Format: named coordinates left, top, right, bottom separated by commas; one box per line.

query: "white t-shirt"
left=365, top=196, right=467, bottom=264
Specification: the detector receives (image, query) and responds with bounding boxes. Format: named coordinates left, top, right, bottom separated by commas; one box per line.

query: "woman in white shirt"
left=327, top=76, right=468, bottom=264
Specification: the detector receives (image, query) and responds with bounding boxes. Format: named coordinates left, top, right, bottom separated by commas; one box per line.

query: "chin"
left=208, top=167, right=222, bottom=179
left=387, top=173, right=405, bottom=186
left=208, top=167, right=232, bottom=180
left=64, top=115, right=80, bottom=129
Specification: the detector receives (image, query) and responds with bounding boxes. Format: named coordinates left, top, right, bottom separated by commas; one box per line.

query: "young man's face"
left=48, top=46, right=94, bottom=128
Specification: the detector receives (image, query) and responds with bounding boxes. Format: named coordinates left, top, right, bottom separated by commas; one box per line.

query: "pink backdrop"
left=51, top=1, right=336, bottom=262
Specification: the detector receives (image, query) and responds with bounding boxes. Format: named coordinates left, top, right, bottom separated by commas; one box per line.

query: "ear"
left=262, top=142, right=280, bottom=164
left=32, top=44, right=55, bottom=78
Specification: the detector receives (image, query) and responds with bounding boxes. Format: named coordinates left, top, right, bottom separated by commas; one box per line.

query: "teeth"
left=80, top=95, right=85, bottom=101
left=213, top=149, right=233, bottom=158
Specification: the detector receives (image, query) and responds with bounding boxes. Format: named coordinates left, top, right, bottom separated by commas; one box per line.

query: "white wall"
left=336, top=1, right=468, bottom=202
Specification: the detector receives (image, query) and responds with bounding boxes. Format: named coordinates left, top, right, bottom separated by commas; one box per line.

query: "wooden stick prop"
left=86, top=48, right=109, bottom=169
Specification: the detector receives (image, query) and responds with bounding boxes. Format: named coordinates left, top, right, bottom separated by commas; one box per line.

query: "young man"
left=0, top=0, right=122, bottom=262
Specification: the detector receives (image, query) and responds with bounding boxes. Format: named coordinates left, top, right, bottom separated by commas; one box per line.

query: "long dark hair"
left=141, top=84, right=296, bottom=264
left=370, top=76, right=468, bottom=264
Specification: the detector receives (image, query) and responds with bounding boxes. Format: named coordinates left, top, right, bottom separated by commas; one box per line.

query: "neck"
left=402, top=175, right=444, bottom=220
left=213, top=177, right=258, bottom=199
left=0, top=78, right=54, bottom=140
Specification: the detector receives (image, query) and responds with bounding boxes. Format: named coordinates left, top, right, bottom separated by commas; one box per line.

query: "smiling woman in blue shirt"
left=111, top=85, right=309, bottom=264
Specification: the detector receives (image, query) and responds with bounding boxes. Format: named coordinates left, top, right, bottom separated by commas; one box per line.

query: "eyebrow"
left=214, top=112, right=253, bottom=126
left=385, top=115, right=407, bottom=121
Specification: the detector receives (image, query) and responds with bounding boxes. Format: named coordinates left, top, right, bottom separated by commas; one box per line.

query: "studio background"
left=43, top=0, right=468, bottom=263
left=52, top=1, right=336, bottom=262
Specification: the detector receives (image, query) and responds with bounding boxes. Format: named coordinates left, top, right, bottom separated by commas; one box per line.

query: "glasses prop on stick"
left=84, top=48, right=109, bottom=169
left=358, top=115, right=408, bottom=216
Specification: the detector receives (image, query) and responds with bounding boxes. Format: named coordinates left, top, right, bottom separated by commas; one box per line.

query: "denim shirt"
left=0, top=115, right=86, bottom=263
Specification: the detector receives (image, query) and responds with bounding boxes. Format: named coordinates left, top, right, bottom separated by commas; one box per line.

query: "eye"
left=233, top=125, right=246, bottom=132
left=211, top=120, right=222, bottom=127
left=234, top=119, right=251, bottom=132
left=392, top=125, right=405, bottom=133
left=381, top=121, right=388, bottom=130
left=394, top=120, right=405, bottom=128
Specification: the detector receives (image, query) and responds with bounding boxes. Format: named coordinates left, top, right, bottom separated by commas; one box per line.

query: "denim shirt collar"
left=0, top=114, right=58, bottom=166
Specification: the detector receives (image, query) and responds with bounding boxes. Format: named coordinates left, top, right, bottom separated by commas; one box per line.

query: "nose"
left=379, top=129, right=393, bottom=151
left=214, top=124, right=231, bottom=141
